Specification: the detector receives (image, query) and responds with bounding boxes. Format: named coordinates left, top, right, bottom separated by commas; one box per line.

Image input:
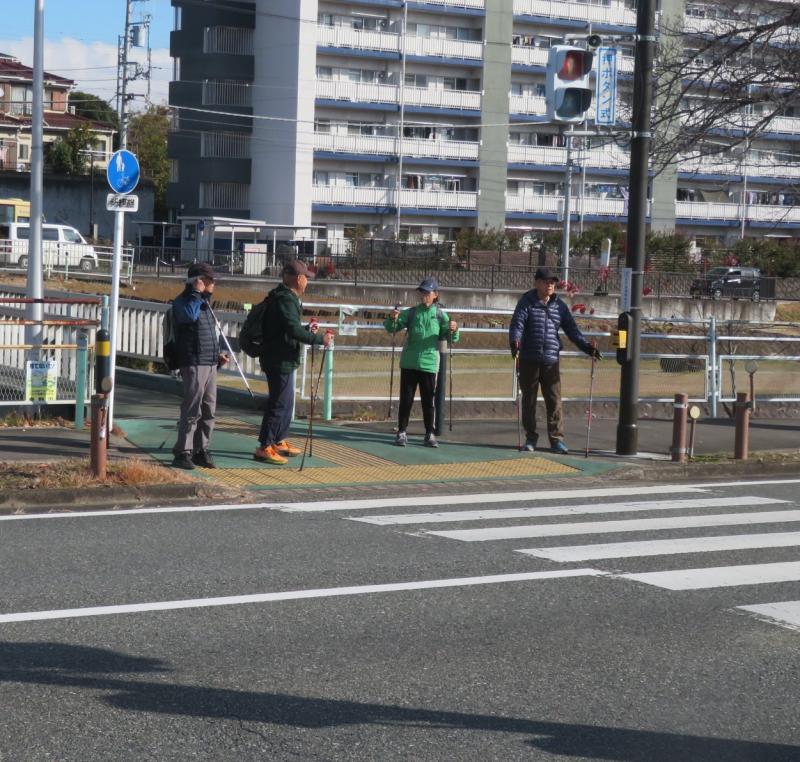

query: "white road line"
left=737, top=601, right=800, bottom=631
left=0, top=503, right=279, bottom=521
left=276, top=486, right=708, bottom=513
left=0, top=569, right=606, bottom=624
left=427, top=509, right=800, bottom=542
left=350, top=497, right=784, bottom=526
left=621, top=561, right=800, bottom=591
left=517, top=531, right=800, bottom=562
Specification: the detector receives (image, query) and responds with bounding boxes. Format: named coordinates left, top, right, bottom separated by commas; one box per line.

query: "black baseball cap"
left=534, top=267, right=559, bottom=282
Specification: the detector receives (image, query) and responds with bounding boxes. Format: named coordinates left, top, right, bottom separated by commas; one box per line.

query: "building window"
left=199, top=182, right=249, bottom=210
left=200, top=131, right=251, bottom=158
left=202, top=79, right=251, bottom=107
left=203, top=27, right=255, bottom=55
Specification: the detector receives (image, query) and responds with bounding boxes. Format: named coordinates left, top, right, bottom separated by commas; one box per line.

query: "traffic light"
left=546, top=45, right=594, bottom=123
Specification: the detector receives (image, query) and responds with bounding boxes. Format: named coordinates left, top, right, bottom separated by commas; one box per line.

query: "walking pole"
left=515, top=352, right=523, bottom=451
left=207, top=303, right=257, bottom=404
left=387, top=303, right=400, bottom=421
left=448, top=327, right=454, bottom=433
left=300, top=330, right=328, bottom=472
left=585, top=342, right=598, bottom=458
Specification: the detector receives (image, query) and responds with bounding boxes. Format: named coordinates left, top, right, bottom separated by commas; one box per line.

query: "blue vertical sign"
left=595, top=47, right=618, bottom=126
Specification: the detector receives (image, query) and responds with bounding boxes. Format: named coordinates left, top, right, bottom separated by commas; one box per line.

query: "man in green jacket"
left=255, top=260, right=333, bottom=465
left=385, top=277, right=459, bottom=447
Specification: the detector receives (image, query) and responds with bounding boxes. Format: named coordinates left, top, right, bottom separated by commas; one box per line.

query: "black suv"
left=690, top=266, right=774, bottom=302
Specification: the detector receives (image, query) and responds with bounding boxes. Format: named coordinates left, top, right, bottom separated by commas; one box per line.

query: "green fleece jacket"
left=384, top=303, right=459, bottom=374
left=259, top=283, right=323, bottom=373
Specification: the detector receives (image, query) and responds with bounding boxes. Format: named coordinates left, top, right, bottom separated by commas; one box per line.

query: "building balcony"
left=314, top=131, right=480, bottom=161
left=313, top=185, right=478, bottom=210
left=418, top=0, right=486, bottom=9
left=513, top=0, right=637, bottom=26
left=508, top=143, right=629, bottom=169
left=506, top=193, right=626, bottom=216
left=676, top=200, right=800, bottom=224
left=316, top=79, right=482, bottom=111
left=317, top=25, right=484, bottom=61
left=508, top=93, right=547, bottom=115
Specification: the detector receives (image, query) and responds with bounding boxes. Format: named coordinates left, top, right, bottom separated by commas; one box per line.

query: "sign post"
left=106, top=149, right=140, bottom=429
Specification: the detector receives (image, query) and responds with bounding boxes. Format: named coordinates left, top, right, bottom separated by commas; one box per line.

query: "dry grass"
left=0, top=458, right=194, bottom=490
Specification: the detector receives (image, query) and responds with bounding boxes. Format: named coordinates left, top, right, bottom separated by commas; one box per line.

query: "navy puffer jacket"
left=172, top=288, right=220, bottom=367
left=509, top=290, right=593, bottom=366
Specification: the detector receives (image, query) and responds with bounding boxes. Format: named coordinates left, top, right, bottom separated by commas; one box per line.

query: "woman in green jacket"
left=384, top=277, right=459, bottom=447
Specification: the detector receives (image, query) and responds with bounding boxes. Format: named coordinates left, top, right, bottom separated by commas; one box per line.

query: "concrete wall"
left=0, top=171, right=155, bottom=241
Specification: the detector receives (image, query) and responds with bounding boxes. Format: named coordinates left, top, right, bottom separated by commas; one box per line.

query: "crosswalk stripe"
left=620, top=561, right=800, bottom=590
left=426, top=509, right=800, bottom=542
left=517, top=531, right=800, bottom=562
left=350, top=497, right=785, bottom=526
left=273, top=485, right=707, bottom=513
left=737, top=601, right=800, bottom=631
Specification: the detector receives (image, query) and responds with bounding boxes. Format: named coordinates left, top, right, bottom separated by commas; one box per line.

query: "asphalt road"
left=2, top=478, right=800, bottom=761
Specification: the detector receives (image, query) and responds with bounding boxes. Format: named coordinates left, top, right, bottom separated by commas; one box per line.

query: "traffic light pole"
left=560, top=125, right=574, bottom=283
left=615, top=0, right=656, bottom=456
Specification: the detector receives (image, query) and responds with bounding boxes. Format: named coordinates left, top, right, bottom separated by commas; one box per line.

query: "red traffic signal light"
left=558, top=50, right=594, bottom=81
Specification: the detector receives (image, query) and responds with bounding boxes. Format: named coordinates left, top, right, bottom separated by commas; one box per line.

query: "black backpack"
left=162, top=304, right=180, bottom=370
left=239, top=296, right=272, bottom=358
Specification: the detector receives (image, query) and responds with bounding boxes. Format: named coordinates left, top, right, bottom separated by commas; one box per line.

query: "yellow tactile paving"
left=215, top=417, right=258, bottom=435
left=206, top=457, right=577, bottom=489
left=302, top=439, right=397, bottom=468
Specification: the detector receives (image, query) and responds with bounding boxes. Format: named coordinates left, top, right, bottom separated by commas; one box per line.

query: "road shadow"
left=1, top=641, right=797, bottom=761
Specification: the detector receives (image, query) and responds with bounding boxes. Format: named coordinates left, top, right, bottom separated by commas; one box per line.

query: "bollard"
left=734, top=391, right=751, bottom=460
left=90, top=393, right=108, bottom=479
left=671, top=392, right=688, bottom=463
left=95, top=328, right=111, bottom=395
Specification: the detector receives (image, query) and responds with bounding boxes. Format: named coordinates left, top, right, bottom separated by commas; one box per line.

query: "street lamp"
left=80, top=146, right=107, bottom=240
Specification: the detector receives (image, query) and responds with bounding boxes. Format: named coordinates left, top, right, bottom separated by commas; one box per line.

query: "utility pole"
left=26, top=0, right=45, bottom=352
left=616, top=0, right=656, bottom=455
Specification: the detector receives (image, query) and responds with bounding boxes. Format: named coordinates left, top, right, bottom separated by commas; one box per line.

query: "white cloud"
left=0, top=36, right=171, bottom=110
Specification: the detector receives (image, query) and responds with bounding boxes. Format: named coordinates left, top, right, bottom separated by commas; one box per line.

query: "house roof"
left=0, top=111, right=114, bottom=133
left=0, top=54, right=74, bottom=86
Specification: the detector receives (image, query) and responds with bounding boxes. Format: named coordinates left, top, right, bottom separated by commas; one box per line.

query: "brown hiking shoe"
left=253, top=445, right=288, bottom=465
left=276, top=440, right=302, bottom=457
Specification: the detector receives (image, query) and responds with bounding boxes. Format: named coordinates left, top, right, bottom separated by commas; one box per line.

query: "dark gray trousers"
left=174, top=364, right=217, bottom=455
left=518, top=360, right=563, bottom=444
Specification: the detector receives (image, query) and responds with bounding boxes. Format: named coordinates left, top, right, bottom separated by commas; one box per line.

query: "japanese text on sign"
left=595, top=47, right=618, bottom=126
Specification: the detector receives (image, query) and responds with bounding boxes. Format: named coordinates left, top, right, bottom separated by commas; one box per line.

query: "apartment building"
left=0, top=53, right=115, bottom=173
left=167, top=0, right=800, bottom=253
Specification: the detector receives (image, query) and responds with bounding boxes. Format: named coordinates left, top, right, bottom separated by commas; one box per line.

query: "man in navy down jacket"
left=509, top=267, right=601, bottom=454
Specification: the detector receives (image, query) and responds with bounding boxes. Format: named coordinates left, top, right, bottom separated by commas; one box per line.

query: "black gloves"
left=510, top=341, right=520, bottom=359
left=591, top=347, right=603, bottom=361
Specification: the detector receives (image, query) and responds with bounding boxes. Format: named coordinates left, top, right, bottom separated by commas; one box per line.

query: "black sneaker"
left=192, top=449, right=216, bottom=468
left=522, top=437, right=538, bottom=452
left=424, top=433, right=439, bottom=448
left=171, top=452, right=195, bottom=470
left=395, top=431, right=408, bottom=447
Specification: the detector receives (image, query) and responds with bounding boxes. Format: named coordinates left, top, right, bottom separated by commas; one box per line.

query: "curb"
left=609, top=456, right=800, bottom=483
left=0, top=482, right=223, bottom=515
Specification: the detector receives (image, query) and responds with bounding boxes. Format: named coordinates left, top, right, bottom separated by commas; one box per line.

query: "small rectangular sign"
left=25, top=360, right=57, bottom=402
left=621, top=267, right=632, bottom=312
left=595, top=47, right=618, bottom=126
left=106, top=193, right=139, bottom=212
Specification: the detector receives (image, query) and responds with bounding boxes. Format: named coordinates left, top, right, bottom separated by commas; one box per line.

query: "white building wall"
left=250, top=0, right=318, bottom=230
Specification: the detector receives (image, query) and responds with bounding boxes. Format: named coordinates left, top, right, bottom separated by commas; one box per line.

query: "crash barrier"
left=1, top=288, right=796, bottom=416
left=0, top=238, right=134, bottom=284
left=0, top=296, right=102, bottom=428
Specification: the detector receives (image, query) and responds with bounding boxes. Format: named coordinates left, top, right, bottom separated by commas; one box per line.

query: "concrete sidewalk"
left=2, top=379, right=797, bottom=502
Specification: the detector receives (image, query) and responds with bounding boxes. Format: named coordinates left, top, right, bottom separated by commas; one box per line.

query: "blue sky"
left=2, top=0, right=172, bottom=105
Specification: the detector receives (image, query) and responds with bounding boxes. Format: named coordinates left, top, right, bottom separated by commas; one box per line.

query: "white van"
left=0, top=223, right=98, bottom=272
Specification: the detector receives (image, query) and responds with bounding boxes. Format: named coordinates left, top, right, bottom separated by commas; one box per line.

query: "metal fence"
left=3, top=287, right=796, bottom=414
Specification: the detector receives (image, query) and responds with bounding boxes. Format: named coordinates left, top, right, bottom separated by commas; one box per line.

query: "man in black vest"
left=171, top=262, right=228, bottom=469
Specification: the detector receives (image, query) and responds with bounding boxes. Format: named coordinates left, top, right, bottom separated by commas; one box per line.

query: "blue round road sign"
left=107, top=149, right=140, bottom=194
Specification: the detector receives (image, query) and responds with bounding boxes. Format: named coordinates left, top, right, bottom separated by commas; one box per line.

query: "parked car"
left=0, top=222, right=98, bottom=272
left=689, top=266, right=774, bottom=302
